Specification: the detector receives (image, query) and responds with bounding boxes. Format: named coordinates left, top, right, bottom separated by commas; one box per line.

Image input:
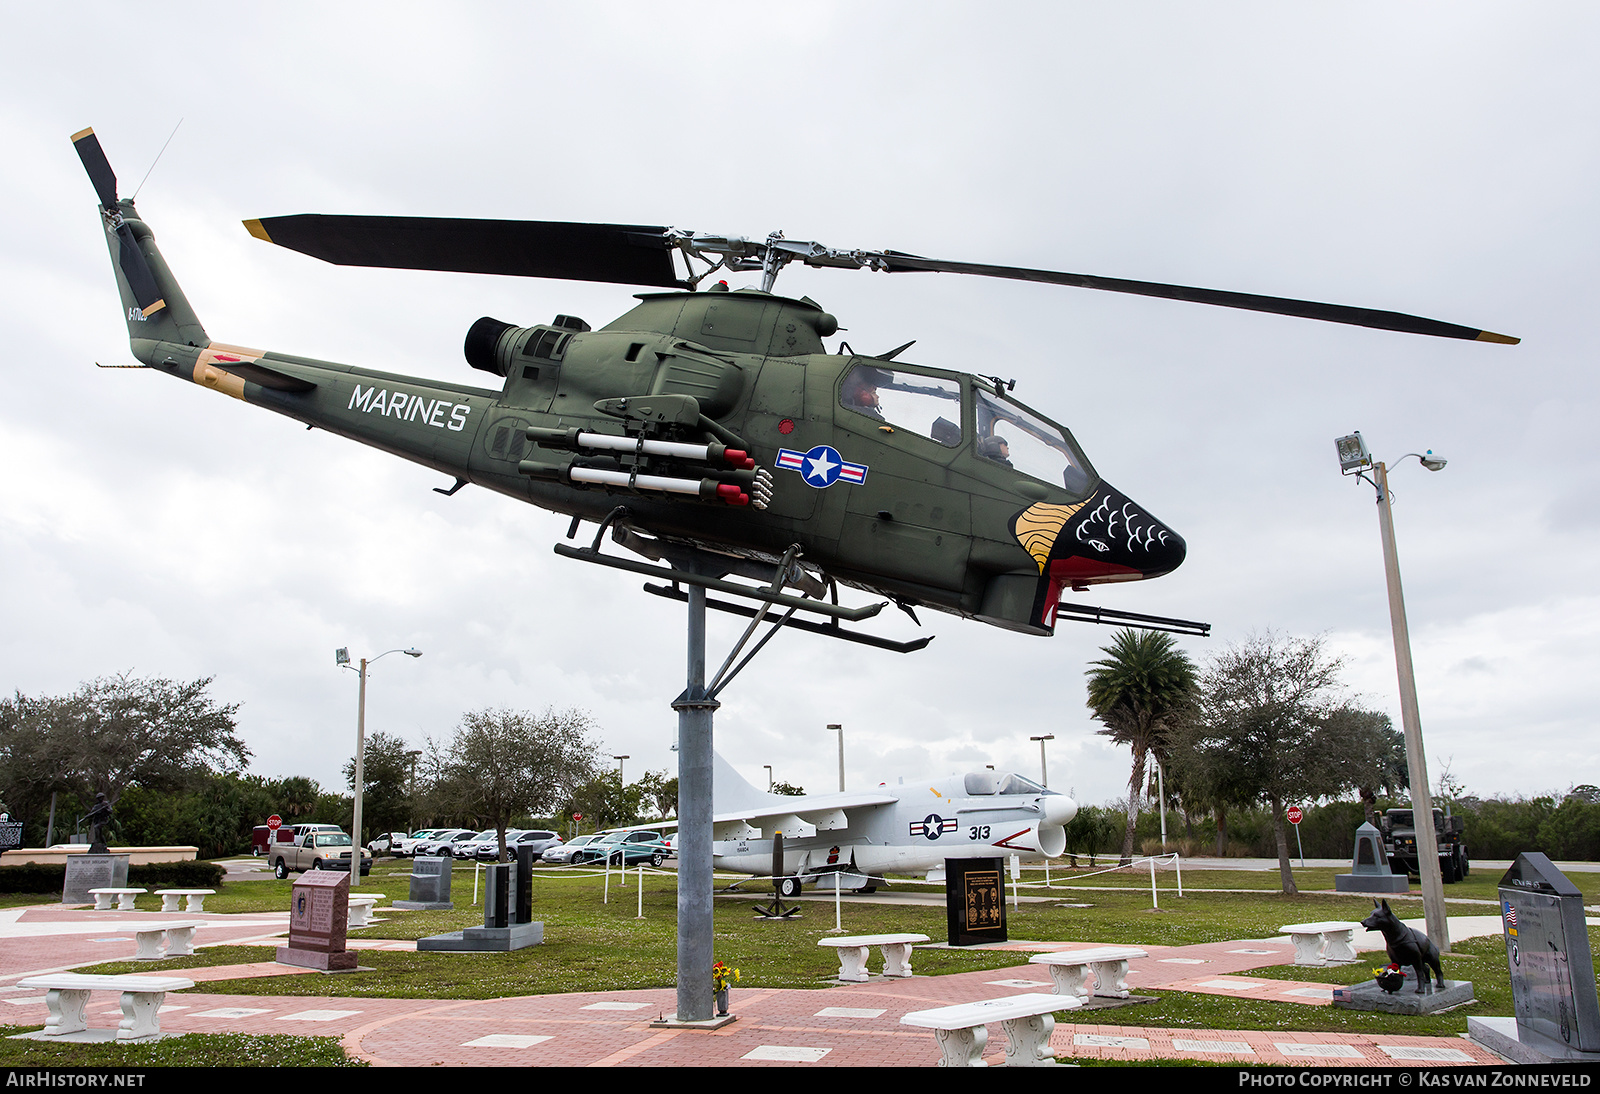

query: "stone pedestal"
left=63, top=854, right=129, bottom=905
left=393, top=855, right=453, bottom=911
left=419, top=860, right=542, bottom=952
left=1469, top=1016, right=1600, bottom=1065
left=1332, top=979, right=1474, bottom=1014
left=277, top=871, right=357, bottom=971
left=1334, top=821, right=1410, bottom=893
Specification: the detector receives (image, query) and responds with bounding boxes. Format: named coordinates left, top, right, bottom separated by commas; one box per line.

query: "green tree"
left=1187, top=632, right=1363, bottom=893
left=635, top=769, right=679, bottom=819
left=343, top=731, right=416, bottom=842
left=266, top=776, right=321, bottom=820
left=51, top=674, right=249, bottom=804
left=447, top=707, right=601, bottom=859
left=567, top=771, right=644, bottom=831
left=1084, top=629, right=1199, bottom=865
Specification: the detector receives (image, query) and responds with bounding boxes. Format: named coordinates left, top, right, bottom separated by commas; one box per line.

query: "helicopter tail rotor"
left=71, top=128, right=170, bottom=321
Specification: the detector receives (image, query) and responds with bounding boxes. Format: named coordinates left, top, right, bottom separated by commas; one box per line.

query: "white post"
left=637, top=864, right=644, bottom=919
left=1149, top=855, right=1159, bottom=910
left=604, top=856, right=610, bottom=904
left=473, top=860, right=480, bottom=906
left=834, top=876, right=842, bottom=931
left=1375, top=460, right=1449, bottom=952
left=1175, top=853, right=1183, bottom=898
left=1010, top=854, right=1020, bottom=910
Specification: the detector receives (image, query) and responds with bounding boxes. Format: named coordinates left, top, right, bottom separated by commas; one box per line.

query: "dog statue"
left=1360, top=899, right=1445, bottom=994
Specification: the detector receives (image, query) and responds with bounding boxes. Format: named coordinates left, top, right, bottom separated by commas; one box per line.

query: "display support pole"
left=674, top=584, right=718, bottom=1021
left=1375, top=460, right=1449, bottom=953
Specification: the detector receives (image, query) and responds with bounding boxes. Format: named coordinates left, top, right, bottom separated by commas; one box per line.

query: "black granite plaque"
left=945, top=857, right=1007, bottom=946
left=1498, top=853, right=1600, bottom=1053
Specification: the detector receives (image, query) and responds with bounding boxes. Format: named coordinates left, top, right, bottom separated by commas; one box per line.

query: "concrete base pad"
left=10, top=1029, right=184, bottom=1044
left=417, top=921, right=544, bottom=952
left=393, top=900, right=453, bottom=911
left=649, top=1013, right=738, bottom=1030
left=276, top=945, right=359, bottom=970
left=1469, top=1016, right=1600, bottom=1064
left=1332, top=978, right=1473, bottom=1014
left=1335, top=873, right=1410, bottom=893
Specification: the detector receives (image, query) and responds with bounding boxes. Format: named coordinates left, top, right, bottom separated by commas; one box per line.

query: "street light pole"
left=827, top=724, right=844, bottom=791
left=1029, top=734, right=1054, bottom=788
left=1337, top=434, right=1450, bottom=953
left=338, top=646, right=421, bottom=852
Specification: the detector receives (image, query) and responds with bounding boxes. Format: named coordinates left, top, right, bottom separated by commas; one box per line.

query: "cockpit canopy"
left=962, top=771, right=1057, bottom=796
left=839, top=363, right=1096, bottom=497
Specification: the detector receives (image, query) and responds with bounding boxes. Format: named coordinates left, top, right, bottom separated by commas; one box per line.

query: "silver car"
left=542, top=833, right=602, bottom=864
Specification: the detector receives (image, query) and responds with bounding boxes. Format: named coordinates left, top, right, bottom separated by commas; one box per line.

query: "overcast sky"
left=3, top=4, right=1595, bottom=815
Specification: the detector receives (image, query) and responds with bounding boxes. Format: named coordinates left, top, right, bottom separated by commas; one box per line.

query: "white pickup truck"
left=269, top=827, right=373, bottom=879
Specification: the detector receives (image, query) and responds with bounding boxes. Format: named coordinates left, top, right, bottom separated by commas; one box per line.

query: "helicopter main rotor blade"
left=873, top=251, right=1519, bottom=344
left=244, top=215, right=690, bottom=289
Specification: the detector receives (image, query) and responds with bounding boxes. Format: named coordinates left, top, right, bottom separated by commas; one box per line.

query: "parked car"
left=413, top=828, right=476, bottom=857
left=482, top=829, right=562, bottom=861
left=366, top=832, right=409, bottom=854
left=542, top=833, right=603, bottom=864
left=570, top=829, right=670, bottom=868
left=396, top=829, right=445, bottom=856
left=270, top=829, right=372, bottom=878
left=454, top=829, right=503, bottom=859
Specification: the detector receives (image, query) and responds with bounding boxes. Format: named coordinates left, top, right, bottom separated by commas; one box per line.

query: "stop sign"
left=1287, top=805, right=1303, bottom=825
left=267, top=814, right=282, bottom=831
left=573, top=813, right=583, bottom=822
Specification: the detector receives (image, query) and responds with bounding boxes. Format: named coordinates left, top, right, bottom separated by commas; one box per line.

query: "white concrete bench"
left=901, top=993, right=1078, bottom=1067
left=17, top=973, right=194, bottom=1042
left=818, top=932, right=931, bottom=981
left=87, top=887, right=146, bottom=911
left=348, top=895, right=382, bottom=928
left=131, top=921, right=207, bottom=961
left=154, top=888, right=216, bottom=913
left=1028, top=946, right=1148, bottom=1001
left=1279, top=921, right=1360, bottom=966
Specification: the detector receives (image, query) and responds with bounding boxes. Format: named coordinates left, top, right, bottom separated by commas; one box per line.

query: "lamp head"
left=403, top=648, right=423, bottom=658
left=1420, top=450, right=1447, bottom=472
left=1335, top=432, right=1371, bottom=474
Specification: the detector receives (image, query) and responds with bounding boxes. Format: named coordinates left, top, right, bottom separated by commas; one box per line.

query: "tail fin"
left=713, top=752, right=783, bottom=814
left=72, top=128, right=208, bottom=352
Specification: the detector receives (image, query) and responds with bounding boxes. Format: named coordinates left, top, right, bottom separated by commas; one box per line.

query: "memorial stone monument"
left=1468, top=853, right=1600, bottom=1063
left=419, top=849, right=543, bottom=952
left=1335, top=821, right=1409, bottom=893
left=394, top=855, right=453, bottom=911
left=277, top=870, right=358, bottom=971
left=62, top=794, right=131, bottom=905
left=945, top=857, right=1007, bottom=946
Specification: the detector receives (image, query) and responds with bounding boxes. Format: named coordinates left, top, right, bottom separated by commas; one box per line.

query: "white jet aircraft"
left=709, top=753, right=1078, bottom=896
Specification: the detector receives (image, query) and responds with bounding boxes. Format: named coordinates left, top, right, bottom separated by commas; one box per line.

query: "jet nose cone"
left=1041, top=794, right=1078, bottom=827
left=1061, top=483, right=1186, bottom=579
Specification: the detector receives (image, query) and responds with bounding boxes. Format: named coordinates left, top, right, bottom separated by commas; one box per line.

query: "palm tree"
left=1085, top=629, right=1198, bottom=864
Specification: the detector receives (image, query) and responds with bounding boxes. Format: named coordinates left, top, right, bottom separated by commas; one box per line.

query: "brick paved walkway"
left=0, top=905, right=1507, bottom=1066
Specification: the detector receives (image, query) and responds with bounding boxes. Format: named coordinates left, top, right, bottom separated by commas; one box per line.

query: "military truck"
left=1379, top=807, right=1469, bottom=883
left=269, top=827, right=372, bottom=879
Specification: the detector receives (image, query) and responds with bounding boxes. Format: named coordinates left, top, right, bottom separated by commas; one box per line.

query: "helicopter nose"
left=1050, top=483, right=1186, bottom=583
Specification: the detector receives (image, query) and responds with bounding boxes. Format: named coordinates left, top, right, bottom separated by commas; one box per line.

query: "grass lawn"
left=4, top=855, right=1588, bottom=1064
left=0, top=1028, right=364, bottom=1067
left=55, top=859, right=1594, bottom=1044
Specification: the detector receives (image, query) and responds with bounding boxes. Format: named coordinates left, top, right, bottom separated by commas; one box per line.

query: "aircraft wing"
left=713, top=790, right=899, bottom=827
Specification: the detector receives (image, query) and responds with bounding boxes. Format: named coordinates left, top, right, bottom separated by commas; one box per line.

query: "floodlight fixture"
left=335, top=647, right=350, bottom=666
left=1335, top=431, right=1371, bottom=474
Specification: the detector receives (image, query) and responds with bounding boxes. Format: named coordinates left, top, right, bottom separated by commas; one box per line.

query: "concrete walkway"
left=0, top=904, right=1511, bottom=1067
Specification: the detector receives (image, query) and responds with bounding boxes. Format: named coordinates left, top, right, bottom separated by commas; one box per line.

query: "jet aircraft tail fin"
left=713, top=751, right=784, bottom=814
left=72, top=128, right=209, bottom=353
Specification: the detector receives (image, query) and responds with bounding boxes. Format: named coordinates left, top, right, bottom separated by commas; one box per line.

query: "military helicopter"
left=73, top=128, right=1517, bottom=650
